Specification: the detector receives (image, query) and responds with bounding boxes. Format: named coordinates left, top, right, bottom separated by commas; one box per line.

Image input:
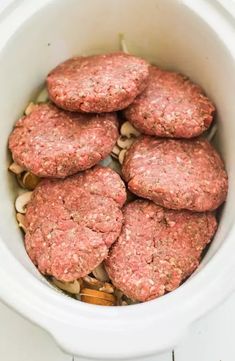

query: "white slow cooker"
left=0, top=1, right=235, bottom=360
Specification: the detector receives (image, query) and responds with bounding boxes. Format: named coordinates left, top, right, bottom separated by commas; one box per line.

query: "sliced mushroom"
left=92, top=263, right=110, bottom=282
left=8, top=162, right=25, bottom=175
left=80, top=288, right=116, bottom=306
left=121, top=301, right=128, bottom=306
left=123, top=296, right=139, bottom=305
left=16, top=213, right=27, bottom=232
left=114, top=289, right=124, bottom=305
left=15, top=191, right=33, bottom=214
left=22, top=172, right=40, bottom=190
left=111, top=144, right=121, bottom=159
left=17, top=173, right=26, bottom=189
left=120, top=121, right=140, bottom=138
left=52, top=278, right=81, bottom=294
left=99, top=283, right=114, bottom=294
left=36, top=87, right=49, bottom=103
left=24, top=102, right=36, bottom=116
left=82, top=275, right=103, bottom=289
left=117, top=135, right=135, bottom=150
left=118, top=149, right=127, bottom=164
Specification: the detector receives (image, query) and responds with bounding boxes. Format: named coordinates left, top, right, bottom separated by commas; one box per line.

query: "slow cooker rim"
left=0, top=0, right=234, bottom=358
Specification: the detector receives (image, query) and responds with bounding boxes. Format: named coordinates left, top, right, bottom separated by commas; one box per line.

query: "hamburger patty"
left=9, top=103, right=119, bottom=177
left=25, top=167, right=126, bottom=281
left=123, top=66, right=215, bottom=138
left=105, top=200, right=217, bottom=301
left=47, top=52, right=150, bottom=113
left=122, top=136, right=228, bottom=212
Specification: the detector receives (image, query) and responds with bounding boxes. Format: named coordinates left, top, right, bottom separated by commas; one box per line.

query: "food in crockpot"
left=52, top=278, right=81, bottom=294
left=105, top=200, right=217, bottom=302
left=21, top=172, right=41, bottom=190
left=47, top=52, right=150, bottom=113
left=123, top=66, right=215, bottom=138
left=72, top=166, right=126, bottom=206
left=120, top=120, right=140, bottom=138
left=118, top=149, right=127, bottom=165
left=82, top=274, right=113, bottom=292
left=16, top=213, right=27, bottom=233
left=110, top=121, right=141, bottom=162
left=122, top=136, right=228, bottom=212
left=8, top=50, right=228, bottom=305
left=92, top=263, right=110, bottom=282
left=80, top=288, right=116, bottom=306
left=24, top=166, right=125, bottom=282
left=35, top=87, right=49, bottom=103
left=24, top=102, right=36, bottom=116
left=15, top=191, right=33, bottom=214
left=8, top=161, right=25, bottom=175
left=9, top=103, right=119, bottom=178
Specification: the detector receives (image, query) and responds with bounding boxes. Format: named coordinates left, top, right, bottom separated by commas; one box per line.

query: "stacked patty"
left=105, top=200, right=217, bottom=301
left=25, top=166, right=126, bottom=281
left=8, top=52, right=228, bottom=303
left=47, top=52, right=150, bottom=113
left=9, top=103, right=119, bottom=177
left=122, top=137, right=228, bottom=212
left=123, top=66, right=215, bottom=138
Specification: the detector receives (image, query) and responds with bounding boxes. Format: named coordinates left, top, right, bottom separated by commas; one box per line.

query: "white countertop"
left=0, top=290, right=234, bottom=361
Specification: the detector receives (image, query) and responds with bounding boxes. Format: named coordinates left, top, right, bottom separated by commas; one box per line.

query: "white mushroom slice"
left=17, top=174, right=26, bottom=189
left=52, top=278, right=81, bottom=294
left=16, top=213, right=27, bottom=232
left=92, top=263, right=110, bottom=282
left=82, top=275, right=103, bottom=289
left=111, top=144, right=121, bottom=159
left=99, top=282, right=114, bottom=294
left=24, top=102, right=35, bottom=116
left=117, top=135, right=135, bottom=149
left=121, top=301, right=128, bottom=306
left=15, top=191, right=33, bottom=214
left=121, top=121, right=140, bottom=138
left=36, top=87, right=49, bottom=103
left=8, top=162, right=25, bottom=175
left=114, top=289, right=124, bottom=305
left=22, top=172, right=40, bottom=190
left=118, top=149, right=127, bottom=164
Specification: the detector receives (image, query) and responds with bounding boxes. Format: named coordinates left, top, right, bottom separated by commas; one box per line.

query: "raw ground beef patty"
left=47, top=52, right=150, bottom=113
left=9, top=103, right=119, bottom=178
left=123, top=66, right=215, bottom=138
left=105, top=200, right=217, bottom=302
left=122, top=136, right=228, bottom=212
left=25, top=166, right=126, bottom=281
